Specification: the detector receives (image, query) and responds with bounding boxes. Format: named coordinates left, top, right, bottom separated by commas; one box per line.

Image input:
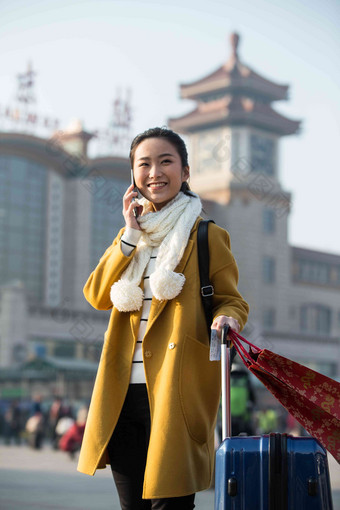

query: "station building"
left=0, top=34, right=339, bottom=401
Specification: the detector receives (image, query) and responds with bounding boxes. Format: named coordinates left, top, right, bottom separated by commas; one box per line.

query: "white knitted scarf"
left=110, top=191, right=202, bottom=312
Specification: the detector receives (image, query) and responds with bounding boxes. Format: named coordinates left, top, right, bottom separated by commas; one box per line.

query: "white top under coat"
left=120, top=227, right=159, bottom=384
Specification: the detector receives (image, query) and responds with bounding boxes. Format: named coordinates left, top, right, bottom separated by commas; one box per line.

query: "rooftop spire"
left=230, top=32, right=240, bottom=60
left=169, top=33, right=301, bottom=137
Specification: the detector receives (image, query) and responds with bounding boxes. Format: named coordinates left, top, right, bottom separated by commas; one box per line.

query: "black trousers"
left=107, top=384, right=196, bottom=510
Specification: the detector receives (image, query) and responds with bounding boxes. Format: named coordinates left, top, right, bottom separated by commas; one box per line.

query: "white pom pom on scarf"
left=150, top=268, right=185, bottom=301
left=110, top=280, right=144, bottom=312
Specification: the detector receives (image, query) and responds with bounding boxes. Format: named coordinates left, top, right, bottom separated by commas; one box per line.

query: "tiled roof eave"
left=169, top=109, right=301, bottom=135
left=180, top=70, right=289, bottom=102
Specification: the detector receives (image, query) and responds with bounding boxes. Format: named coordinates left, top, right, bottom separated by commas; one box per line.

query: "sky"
left=0, top=0, right=339, bottom=253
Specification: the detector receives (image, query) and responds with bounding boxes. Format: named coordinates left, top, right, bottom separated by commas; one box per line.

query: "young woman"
left=77, top=127, right=249, bottom=510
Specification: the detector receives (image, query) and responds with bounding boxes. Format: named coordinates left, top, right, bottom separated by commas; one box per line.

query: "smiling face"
left=132, top=137, right=190, bottom=211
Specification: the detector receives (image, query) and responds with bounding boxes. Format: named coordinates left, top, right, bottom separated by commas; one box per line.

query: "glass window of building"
left=0, top=155, right=47, bottom=303
left=54, top=341, right=76, bottom=358
left=263, top=256, right=276, bottom=283
left=90, top=177, right=126, bottom=269
left=336, top=266, right=340, bottom=285
left=250, top=134, right=275, bottom=175
left=263, top=208, right=276, bottom=234
left=300, top=304, right=332, bottom=335
left=297, top=259, right=330, bottom=285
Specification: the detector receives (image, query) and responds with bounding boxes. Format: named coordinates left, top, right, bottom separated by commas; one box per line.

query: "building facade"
left=0, top=122, right=129, bottom=398
left=0, top=34, right=339, bottom=402
left=168, top=33, right=340, bottom=378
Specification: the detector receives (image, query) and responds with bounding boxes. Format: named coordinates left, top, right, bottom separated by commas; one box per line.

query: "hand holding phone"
left=130, top=169, right=140, bottom=218
left=123, top=172, right=142, bottom=230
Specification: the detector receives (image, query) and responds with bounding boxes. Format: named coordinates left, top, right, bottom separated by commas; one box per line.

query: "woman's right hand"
left=123, top=184, right=143, bottom=230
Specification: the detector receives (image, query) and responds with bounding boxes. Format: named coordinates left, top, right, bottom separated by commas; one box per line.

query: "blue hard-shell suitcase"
left=214, top=327, right=334, bottom=510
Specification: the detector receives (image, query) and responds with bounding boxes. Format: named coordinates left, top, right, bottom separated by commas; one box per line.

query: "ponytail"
left=180, top=181, right=196, bottom=198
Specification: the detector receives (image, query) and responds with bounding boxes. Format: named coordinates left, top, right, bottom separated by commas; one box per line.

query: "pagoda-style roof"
left=179, top=35, right=289, bottom=103
left=168, top=33, right=301, bottom=136
left=168, top=95, right=300, bottom=135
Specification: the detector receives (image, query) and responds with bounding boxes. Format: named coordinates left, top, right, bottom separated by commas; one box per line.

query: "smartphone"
left=130, top=169, right=140, bottom=218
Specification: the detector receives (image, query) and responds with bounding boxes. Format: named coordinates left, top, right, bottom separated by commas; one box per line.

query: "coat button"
left=145, top=350, right=152, bottom=358
left=168, top=343, right=176, bottom=350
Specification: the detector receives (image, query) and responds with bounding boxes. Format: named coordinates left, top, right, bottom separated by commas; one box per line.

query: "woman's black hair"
left=129, top=126, right=195, bottom=198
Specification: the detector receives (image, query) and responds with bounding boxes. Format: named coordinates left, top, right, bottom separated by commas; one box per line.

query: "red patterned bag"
left=228, top=330, right=340, bottom=463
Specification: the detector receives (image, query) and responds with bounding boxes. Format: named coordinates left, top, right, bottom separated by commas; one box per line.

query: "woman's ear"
left=182, top=165, right=190, bottom=182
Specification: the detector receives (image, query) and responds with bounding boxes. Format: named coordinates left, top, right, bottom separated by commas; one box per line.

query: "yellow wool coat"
left=77, top=216, right=249, bottom=499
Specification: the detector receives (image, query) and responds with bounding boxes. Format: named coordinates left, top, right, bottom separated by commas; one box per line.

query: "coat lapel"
left=130, top=308, right=143, bottom=343
left=130, top=279, right=144, bottom=343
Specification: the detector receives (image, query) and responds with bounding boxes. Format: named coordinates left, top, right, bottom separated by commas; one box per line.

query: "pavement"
left=0, top=441, right=339, bottom=509
left=0, top=441, right=214, bottom=509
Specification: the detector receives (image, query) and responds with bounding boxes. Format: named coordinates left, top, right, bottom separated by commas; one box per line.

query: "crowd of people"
left=0, top=386, right=305, bottom=466
left=0, top=394, right=88, bottom=458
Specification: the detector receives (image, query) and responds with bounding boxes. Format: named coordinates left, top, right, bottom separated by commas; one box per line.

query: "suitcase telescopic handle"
left=221, top=325, right=232, bottom=440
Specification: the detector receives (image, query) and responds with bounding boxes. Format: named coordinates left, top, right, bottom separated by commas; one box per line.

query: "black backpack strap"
left=197, top=219, right=215, bottom=337
left=197, top=219, right=238, bottom=363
